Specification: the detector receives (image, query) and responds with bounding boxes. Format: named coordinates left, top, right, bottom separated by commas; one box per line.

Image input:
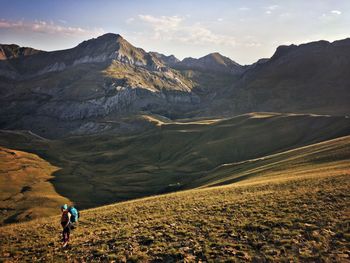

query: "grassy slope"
left=0, top=112, right=350, bottom=212
left=193, top=133, right=350, bottom=188
left=0, top=135, right=349, bottom=262
left=0, top=146, right=70, bottom=224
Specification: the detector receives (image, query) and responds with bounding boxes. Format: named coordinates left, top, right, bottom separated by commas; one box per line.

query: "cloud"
left=238, top=7, right=250, bottom=11
left=265, top=5, right=279, bottom=15
left=279, top=12, right=292, bottom=18
left=138, top=15, right=183, bottom=31
left=136, top=14, right=236, bottom=46
left=0, top=19, right=104, bottom=36
left=58, top=19, right=67, bottom=24
left=320, top=10, right=343, bottom=21
left=245, top=42, right=261, bottom=47
left=266, top=5, right=279, bottom=10
left=331, top=10, right=341, bottom=15
left=126, top=17, right=135, bottom=24
left=180, top=23, right=237, bottom=46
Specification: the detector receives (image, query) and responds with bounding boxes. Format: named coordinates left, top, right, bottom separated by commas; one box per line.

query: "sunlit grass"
left=0, top=147, right=70, bottom=224
left=1, top=167, right=349, bottom=261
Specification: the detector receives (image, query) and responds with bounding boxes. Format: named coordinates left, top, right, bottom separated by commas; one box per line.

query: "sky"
left=0, top=0, right=349, bottom=64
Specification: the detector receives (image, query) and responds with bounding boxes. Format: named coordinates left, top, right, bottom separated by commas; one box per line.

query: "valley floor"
left=1, top=155, right=349, bottom=262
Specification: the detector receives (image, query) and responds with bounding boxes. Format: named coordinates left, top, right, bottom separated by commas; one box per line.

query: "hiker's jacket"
left=61, top=211, right=71, bottom=226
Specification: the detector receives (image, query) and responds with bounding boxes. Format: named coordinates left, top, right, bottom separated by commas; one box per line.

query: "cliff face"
left=34, top=87, right=199, bottom=121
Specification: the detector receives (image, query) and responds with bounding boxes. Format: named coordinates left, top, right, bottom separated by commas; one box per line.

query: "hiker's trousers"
left=61, top=222, right=70, bottom=242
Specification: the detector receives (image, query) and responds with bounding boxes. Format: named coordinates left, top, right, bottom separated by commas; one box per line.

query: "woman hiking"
left=60, top=204, right=71, bottom=248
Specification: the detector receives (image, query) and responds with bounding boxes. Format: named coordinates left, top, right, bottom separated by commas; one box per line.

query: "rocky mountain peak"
left=201, top=52, right=240, bottom=67
left=74, top=33, right=164, bottom=70
left=174, top=52, right=243, bottom=74
left=76, top=33, right=123, bottom=50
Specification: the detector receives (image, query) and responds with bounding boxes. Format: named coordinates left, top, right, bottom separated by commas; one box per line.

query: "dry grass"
left=196, top=135, right=350, bottom=188
left=1, top=155, right=349, bottom=261
left=0, top=147, right=70, bottom=224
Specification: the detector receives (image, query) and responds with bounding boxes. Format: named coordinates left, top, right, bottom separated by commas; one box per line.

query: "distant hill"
left=215, top=38, right=350, bottom=116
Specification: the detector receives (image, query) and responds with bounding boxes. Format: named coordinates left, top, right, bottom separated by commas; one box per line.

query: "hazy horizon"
left=0, top=0, right=349, bottom=64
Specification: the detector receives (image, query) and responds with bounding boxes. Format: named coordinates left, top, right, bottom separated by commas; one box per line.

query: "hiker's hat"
left=61, top=204, right=68, bottom=210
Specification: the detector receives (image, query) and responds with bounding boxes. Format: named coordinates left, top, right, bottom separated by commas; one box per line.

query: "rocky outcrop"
left=36, top=85, right=199, bottom=121
left=37, top=87, right=138, bottom=120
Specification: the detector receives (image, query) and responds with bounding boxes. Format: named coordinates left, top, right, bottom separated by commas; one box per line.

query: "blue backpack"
left=68, top=206, right=79, bottom=223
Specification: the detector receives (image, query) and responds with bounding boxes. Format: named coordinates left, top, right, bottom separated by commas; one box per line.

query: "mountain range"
left=1, top=33, right=349, bottom=138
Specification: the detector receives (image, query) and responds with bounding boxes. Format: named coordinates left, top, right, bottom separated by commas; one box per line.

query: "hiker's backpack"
left=68, top=206, right=79, bottom=223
